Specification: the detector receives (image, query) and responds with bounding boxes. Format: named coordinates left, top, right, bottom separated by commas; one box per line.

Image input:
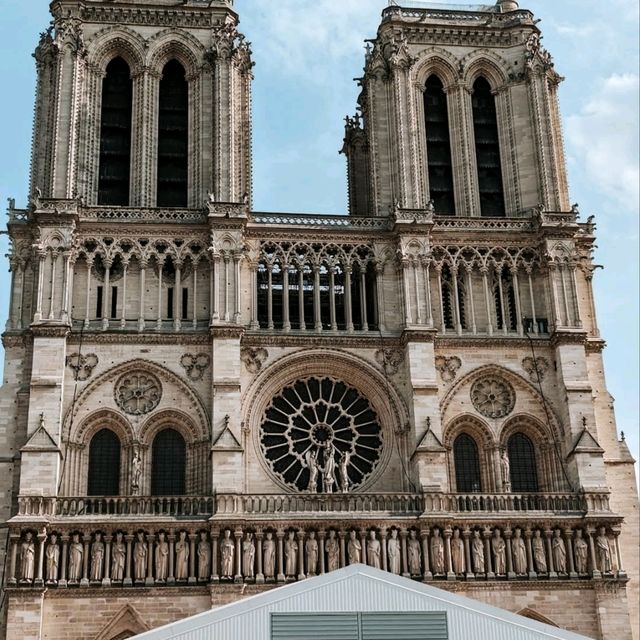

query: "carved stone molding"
left=521, top=357, right=549, bottom=383
left=240, top=347, right=268, bottom=374
left=435, top=356, right=462, bottom=383
left=470, top=377, right=515, bottom=419
left=180, top=353, right=211, bottom=382
left=375, top=349, right=405, bottom=375
left=66, top=353, right=99, bottom=382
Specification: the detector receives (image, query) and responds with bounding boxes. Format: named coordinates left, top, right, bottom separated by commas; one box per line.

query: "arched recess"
left=88, top=429, right=122, bottom=496
left=243, top=349, right=411, bottom=493
left=443, top=414, right=496, bottom=493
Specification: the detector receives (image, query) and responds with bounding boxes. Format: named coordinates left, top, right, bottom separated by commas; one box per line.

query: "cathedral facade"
left=1, top=1, right=638, bottom=639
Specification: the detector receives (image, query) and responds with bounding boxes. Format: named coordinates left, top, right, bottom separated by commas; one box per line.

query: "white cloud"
left=566, top=73, right=640, bottom=212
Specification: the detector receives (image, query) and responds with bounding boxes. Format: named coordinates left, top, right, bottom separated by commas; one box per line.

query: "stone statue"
left=574, top=530, right=588, bottom=574
left=512, top=528, right=527, bottom=575
left=112, top=533, right=126, bottom=582
left=90, top=533, right=105, bottom=581
left=133, top=532, right=147, bottom=582
left=337, top=451, right=351, bottom=493
left=552, top=530, right=567, bottom=574
left=305, top=531, right=318, bottom=576
left=131, top=447, right=142, bottom=495
left=197, top=532, right=210, bottom=581
left=46, top=534, right=59, bottom=584
left=367, top=530, right=381, bottom=569
left=243, top=533, right=256, bottom=578
left=430, top=528, right=445, bottom=575
left=387, top=529, right=401, bottom=574
left=263, top=532, right=276, bottom=579
left=472, top=531, right=485, bottom=574
left=408, top=530, right=422, bottom=576
left=175, top=531, right=189, bottom=580
left=285, top=531, right=298, bottom=576
left=492, top=529, right=506, bottom=575
left=220, top=530, right=234, bottom=578
left=304, top=449, right=319, bottom=493
left=20, top=532, right=35, bottom=583
left=532, top=530, right=547, bottom=573
left=347, top=530, right=361, bottom=565
left=596, top=527, right=612, bottom=574
left=321, top=446, right=336, bottom=494
left=155, top=532, right=169, bottom=582
left=69, top=533, right=84, bottom=583
left=500, top=450, right=511, bottom=490
left=326, top=530, right=340, bottom=572
left=451, top=529, right=465, bottom=575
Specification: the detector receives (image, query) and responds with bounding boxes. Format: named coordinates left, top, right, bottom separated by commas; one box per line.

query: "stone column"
left=255, top=530, right=264, bottom=584
left=452, top=267, right=462, bottom=335
left=400, top=260, right=412, bottom=326
left=103, top=535, right=112, bottom=587
left=545, top=529, right=557, bottom=579
left=224, top=256, right=231, bottom=322
left=463, top=528, right=474, bottom=580
left=35, top=532, right=46, bottom=587
left=8, top=534, right=19, bottom=585
left=192, top=262, right=199, bottom=329
left=59, top=535, right=69, bottom=588
left=525, top=528, right=536, bottom=579
left=145, top=534, right=155, bottom=586
left=233, top=254, right=242, bottom=324
left=124, top=534, right=133, bottom=587
left=250, top=261, right=260, bottom=330
left=188, top=533, right=197, bottom=584
left=444, top=528, right=455, bottom=581
left=381, top=528, right=389, bottom=573
left=120, top=262, right=128, bottom=328
left=102, top=260, right=111, bottom=331
left=318, top=530, right=326, bottom=575
left=527, top=269, right=538, bottom=334
left=420, top=530, right=432, bottom=581
left=34, top=251, right=46, bottom=322
left=412, top=261, right=422, bottom=326
left=338, top=531, right=346, bottom=568
left=481, top=268, right=493, bottom=335
left=211, top=255, right=220, bottom=323
left=282, top=265, right=290, bottom=332
left=565, top=529, right=577, bottom=579
left=81, top=534, right=91, bottom=587
left=48, top=250, right=58, bottom=320
left=375, top=263, right=386, bottom=331
left=234, top=529, right=243, bottom=583
left=276, top=530, right=285, bottom=583
left=297, top=264, right=306, bottom=331
left=483, top=529, right=494, bottom=578
left=587, top=528, right=601, bottom=579
left=344, top=266, right=354, bottom=332
left=359, top=267, right=369, bottom=331
left=211, top=529, right=219, bottom=583
left=297, top=531, right=306, bottom=580
left=174, top=261, right=182, bottom=331
left=466, top=266, right=477, bottom=334
left=267, top=262, right=274, bottom=329
left=360, top=531, right=368, bottom=567
left=168, top=532, right=176, bottom=585
left=505, top=528, right=515, bottom=579
left=138, top=260, right=146, bottom=331
left=329, top=266, right=337, bottom=331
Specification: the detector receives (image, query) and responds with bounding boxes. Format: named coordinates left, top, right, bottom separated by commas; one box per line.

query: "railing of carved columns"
left=120, top=260, right=128, bottom=329
left=233, top=253, right=242, bottom=324
left=313, top=264, right=322, bottom=332
left=511, top=265, right=524, bottom=336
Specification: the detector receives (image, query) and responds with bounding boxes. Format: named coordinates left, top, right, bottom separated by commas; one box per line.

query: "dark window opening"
left=96, top=286, right=104, bottom=319
left=424, top=75, right=455, bottom=215
left=167, top=287, right=174, bottom=320
left=508, top=432, right=539, bottom=492
left=472, top=77, right=505, bottom=217
left=87, top=429, right=121, bottom=496
left=157, top=60, right=188, bottom=207
left=441, top=266, right=455, bottom=330
left=151, top=428, right=186, bottom=496
left=98, top=58, right=133, bottom=206
left=454, top=433, right=482, bottom=492
left=182, top=288, right=189, bottom=320
left=110, top=286, right=118, bottom=319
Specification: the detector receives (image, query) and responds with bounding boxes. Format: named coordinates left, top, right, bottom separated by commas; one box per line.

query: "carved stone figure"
left=69, top=533, right=84, bottom=583
left=175, top=531, right=189, bottom=580
left=285, top=531, right=298, bottom=576
left=338, top=451, right=351, bottom=493
left=90, top=533, right=105, bottom=581
left=326, top=530, right=340, bottom=572
left=263, top=532, right=276, bottom=579
left=430, top=528, right=445, bottom=575
left=243, top=533, right=255, bottom=578
left=321, top=446, right=336, bottom=494
left=408, top=530, right=422, bottom=576
left=552, top=530, right=567, bottom=574
left=112, top=533, right=126, bottom=582
left=305, top=449, right=319, bottom=493
left=131, top=447, right=142, bottom=495
left=155, top=532, right=169, bottom=582
left=347, top=530, right=361, bottom=565
left=387, top=529, right=401, bottom=574
left=532, top=530, right=547, bottom=573
left=305, top=532, right=318, bottom=575
left=46, top=534, right=59, bottom=584
left=197, top=532, right=210, bottom=581
left=134, top=532, right=147, bottom=582
left=512, top=529, right=527, bottom=575
left=451, top=529, right=465, bottom=575
left=492, top=529, right=506, bottom=575
left=500, top=451, right=511, bottom=490
left=574, top=530, right=588, bottom=574
left=20, top=532, right=35, bottom=583
left=367, top=530, right=381, bottom=569
left=221, top=530, right=234, bottom=578
left=472, top=531, right=485, bottom=573
left=596, top=527, right=612, bottom=573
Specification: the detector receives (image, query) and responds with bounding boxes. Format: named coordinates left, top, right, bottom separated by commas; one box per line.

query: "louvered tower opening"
left=424, top=75, right=455, bottom=215
left=472, top=77, right=505, bottom=217
left=157, top=60, right=189, bottom=207
left=98, top=58, right=133, bottom=206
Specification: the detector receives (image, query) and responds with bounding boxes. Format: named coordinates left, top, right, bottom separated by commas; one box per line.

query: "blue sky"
left=0, top=0, right=638, bottom=475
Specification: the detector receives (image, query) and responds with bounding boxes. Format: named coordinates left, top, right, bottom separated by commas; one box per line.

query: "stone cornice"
left=242, top=332, right=401, bottom=350
left=66, top=332, right=211, bottom=346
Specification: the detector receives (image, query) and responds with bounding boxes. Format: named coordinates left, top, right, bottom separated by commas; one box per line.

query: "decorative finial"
left=621, top=431, right=626, bottom=442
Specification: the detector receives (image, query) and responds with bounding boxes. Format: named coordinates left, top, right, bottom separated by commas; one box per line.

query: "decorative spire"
left=496, top=0, right=519, bottom=12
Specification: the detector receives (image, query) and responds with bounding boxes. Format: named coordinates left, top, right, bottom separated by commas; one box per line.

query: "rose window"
left=260, top=377, right=383, bottom=493
left=470, top=377, right=515, bottom=419
left=114, top=372, right=162, bottom=415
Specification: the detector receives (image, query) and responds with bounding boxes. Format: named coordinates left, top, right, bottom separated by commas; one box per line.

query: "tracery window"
left=151, top=428, right=186, bottom=496
left=98, top=58, right=133, bottom=206
left=157, top=60, right=188, bottom=207
left=508, top=432, right=539, bottom=492
left=424, top=75, right=455, bottom=215
left=87, top=429, right=121, bottom=496
left=472, top=77, right=505, bottom=217
left=453, top=433, right=482, bottom=492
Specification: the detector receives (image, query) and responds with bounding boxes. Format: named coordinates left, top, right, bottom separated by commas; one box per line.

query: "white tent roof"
left=133, top=564, right=593, bottom=640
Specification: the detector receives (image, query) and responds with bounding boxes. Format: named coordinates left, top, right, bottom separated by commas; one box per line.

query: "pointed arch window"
left=508, top=432, right=539, bottom=492
left=453, top=433, right=482, bottom=492
left=157, top=60, right=188, bottom=207
left=87, top=429, right=121, bottom=496
left=472, top=77, right=505, bottom=217
left=151, top=428, right=186, bottom=495
left=98, top=58, right=133, bottom=206
left=424, top=75, right=455, bottom=215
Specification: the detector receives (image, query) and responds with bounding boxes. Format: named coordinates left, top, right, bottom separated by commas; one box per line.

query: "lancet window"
left=508, top=432, right=539, bottom=492
left=98, top=58, right=133, bottom=206
left=453, top=434, right=482, bottom=492
left=151, top=428, right=186, bottom=496
left=87, top=429, right=121, bottom=496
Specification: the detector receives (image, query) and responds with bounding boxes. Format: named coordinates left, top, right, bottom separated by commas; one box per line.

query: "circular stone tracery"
left=114, top=371, right=162, bottom=416
left=260, top=376, right=383, bottom=493
left=470, top=376, right=515, bottom=419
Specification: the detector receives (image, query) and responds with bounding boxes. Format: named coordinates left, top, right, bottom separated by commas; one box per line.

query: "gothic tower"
left=1, top=1, right=637, bottom=639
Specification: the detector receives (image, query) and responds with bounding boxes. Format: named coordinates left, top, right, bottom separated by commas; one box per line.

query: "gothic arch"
left=461, top=50, right=509, bottom=91
left=499, top=413, right=553, bottom=448
left=87, top=27, right=146, bottom=75
left=71, top=408, right=134, bottom=447
left=138, top=408, right=204, bottom=446
left=412, top=48, right=459, bottom=88
left=147, top=29, right=206, bottom=79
